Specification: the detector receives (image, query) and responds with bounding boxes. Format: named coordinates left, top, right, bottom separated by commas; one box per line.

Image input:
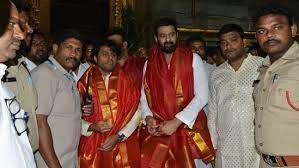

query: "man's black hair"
left=252, top=4, right=294, bottom=26
left=93, top=39, right=121, bottom=58
left=218, top=23, right=245, bottom=39
left=53, top=29, right=82, bottom=45
left=10, top=0, right=26, bottom=11
left=0, top=0, right=10, bottom=35
left=154, top=17, right=178, bottom=36
left=106, top=27, right=127, bottom=42
left=28, top=29, right=47, bottom=50
left=186, top=35, right=206, bottom=47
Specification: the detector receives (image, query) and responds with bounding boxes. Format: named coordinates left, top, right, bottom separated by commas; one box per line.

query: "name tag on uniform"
left=2, top=77, right=17, bottom=82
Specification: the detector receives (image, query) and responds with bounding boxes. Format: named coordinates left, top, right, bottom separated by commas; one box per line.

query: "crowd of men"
left=0, top=0, right=299, bottom=168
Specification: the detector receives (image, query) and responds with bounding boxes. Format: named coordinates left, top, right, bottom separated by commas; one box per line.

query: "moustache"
left=66, top=57, right=78, bottom=62
left=164, top=42, right=174, bottom=46
left=263, top=39, right=281, bottom=46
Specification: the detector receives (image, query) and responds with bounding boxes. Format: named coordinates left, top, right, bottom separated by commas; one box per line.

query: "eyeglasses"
left=5, top=97, right=29, bottom=136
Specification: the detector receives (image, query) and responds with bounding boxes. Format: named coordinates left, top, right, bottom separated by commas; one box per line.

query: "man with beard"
left=252, top=6, right=299, bottom=168
left=3, top=1, right=40, bottom=154
left=25, top=30, right=48, bottom=71
left=207, top=24, right=263, bottom=168
left=32, top=29, right=82, bottom=167
left=140, top=17, right=215, bottom=168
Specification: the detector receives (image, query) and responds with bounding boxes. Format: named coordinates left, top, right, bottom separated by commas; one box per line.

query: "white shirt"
left=73, top=62, right=90, bottom=82
left=0, top=64, right=36, bottom=168
left=81, top=71, right=141, bottom=139
left=25, top=57, right=37, bottom=72
left=140, top=53, right=208, bottom=129
left=207, top=54, right=263, bottom=168
left=202, top=60, right=216, bottom=115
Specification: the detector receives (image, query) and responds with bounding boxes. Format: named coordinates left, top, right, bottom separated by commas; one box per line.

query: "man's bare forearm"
left=37, top=115, right=61, bottom=168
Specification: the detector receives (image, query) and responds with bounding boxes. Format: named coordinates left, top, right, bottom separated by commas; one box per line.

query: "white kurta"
left=73, top=62, right=90, bottom=82
left=208, top=54, right=263, bottom=168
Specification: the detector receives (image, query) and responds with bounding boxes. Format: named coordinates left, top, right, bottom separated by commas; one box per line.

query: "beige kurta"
left=254, top=42, right=299, bottom=167
left=4, top=56, right=39, bottom=152
left=32, top=57, right=81, bottom=168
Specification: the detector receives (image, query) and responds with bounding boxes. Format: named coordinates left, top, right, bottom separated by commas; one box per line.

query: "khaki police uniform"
left=4, top=56, right=39, bottom=152
left=253, top=42, right=299, bottom=168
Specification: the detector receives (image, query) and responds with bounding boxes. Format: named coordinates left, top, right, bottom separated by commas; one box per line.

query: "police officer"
left=253, top=5, right=299, bottom=168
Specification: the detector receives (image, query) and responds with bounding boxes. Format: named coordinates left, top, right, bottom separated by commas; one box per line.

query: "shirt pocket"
left=270, top=78, right=299, bottom=112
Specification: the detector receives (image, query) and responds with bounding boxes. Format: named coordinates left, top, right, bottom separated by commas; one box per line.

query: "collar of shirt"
left=224, top=53, right=252, bottom=72
left=24, top=57, right=37, bottom=72
left=102, top=72, right=112, bottom=90
left=48, top=57, right=76, bottom=84
left=72, top=62, right=90, bottom=82
left=48, top=56, right=69, bottom=74
left=279, top=41, right=299, bottom=60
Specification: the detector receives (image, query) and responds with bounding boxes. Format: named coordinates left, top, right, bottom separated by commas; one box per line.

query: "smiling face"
left=255, top=14, right=297, bottom=60
left=54, top=38, right=82, bottom=71
left=0, top=3, right=25, bottom=62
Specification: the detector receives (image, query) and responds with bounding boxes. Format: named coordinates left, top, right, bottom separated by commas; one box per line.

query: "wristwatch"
left=117, top=133, right=126, bottom=142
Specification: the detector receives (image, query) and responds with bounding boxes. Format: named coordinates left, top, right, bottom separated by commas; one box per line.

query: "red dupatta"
left=78, top=65, right=140, bottom=168
left=141, top=43, right=215, bottom=168
left=122, top=55, right=146, bottom=90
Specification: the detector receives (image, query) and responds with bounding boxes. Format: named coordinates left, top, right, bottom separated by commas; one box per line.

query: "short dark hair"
left=252, top=5, right=294, bottom=26
left=0, top=0, right=10, bottom=35
left=53, top=29, right=82, bottom=45
left=219, top=23, right=244, bottom=39
left=93, top=39, right=121, bottom=58
left=154, top=17, right=178, bottom=36
left=106, top=27, right=127, bottom=42
left=28, top=29, right=47, bottom=47
left=10, top=0, right=26, bottom=11
left=186, top=35, right=206, bottom=47
left=20, top=29, right=47, bottom=54
left=19, top=1, right=31, bottom=13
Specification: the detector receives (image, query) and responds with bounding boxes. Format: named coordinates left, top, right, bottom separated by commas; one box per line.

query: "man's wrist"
left=174, top=118, right=183, bottom=127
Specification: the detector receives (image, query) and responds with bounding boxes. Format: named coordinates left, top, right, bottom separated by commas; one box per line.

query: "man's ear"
left=123, top=41, right=128, bottom=49
left=154, top=36, right=158, bottom=43
left=52, top=44, right=58, bottom=55
left=291, top=22, right=298, bottom=38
